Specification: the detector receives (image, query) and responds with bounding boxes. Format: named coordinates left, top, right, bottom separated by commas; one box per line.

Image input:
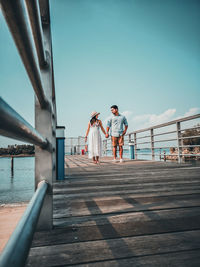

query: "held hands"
left=105, top=133, right=109, bottom=138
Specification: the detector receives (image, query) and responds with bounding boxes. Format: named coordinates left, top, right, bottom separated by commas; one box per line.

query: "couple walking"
left=85, top=105, right=128, bottom=164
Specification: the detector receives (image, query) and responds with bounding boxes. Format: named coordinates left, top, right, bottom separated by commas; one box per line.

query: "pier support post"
left=56, top=126, right=65, bottom=180
left=129, top=142, right=135, bottom=160
left=11, top=156, right=14, bottom=177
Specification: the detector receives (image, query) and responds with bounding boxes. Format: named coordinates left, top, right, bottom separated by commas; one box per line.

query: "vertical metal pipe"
left=151, top=129, right=155, bottom=160
left=77, top=136, right=80, bottom=155
left=176, top=122, right=182, bottom=163
left=128, top=134, right=131, bottom=143
left=11, top=156, right=14, bottom=177
left=134, top=133, right=137, bottom=160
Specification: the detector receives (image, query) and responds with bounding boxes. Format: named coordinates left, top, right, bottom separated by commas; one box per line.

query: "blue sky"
left=0, top=0, right=200, bottom=147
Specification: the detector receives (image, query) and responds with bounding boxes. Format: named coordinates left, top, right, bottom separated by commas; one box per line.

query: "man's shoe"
left=112, top=159, right=117, bottom=162
left=120, top=159, right=124, bottom=163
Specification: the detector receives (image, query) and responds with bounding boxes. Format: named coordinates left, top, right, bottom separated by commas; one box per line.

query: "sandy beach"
left=0, top=203, right=27, bottom=253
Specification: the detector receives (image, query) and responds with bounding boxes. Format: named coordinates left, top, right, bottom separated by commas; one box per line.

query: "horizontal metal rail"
left=134, top=135, right=151, bottom=140
left=0, top=0, right=48, bottom=109
left=129, top=113, right=200, bottom=134
left=181, top=126, right=200, bottom=132
left=0, top=180, right=48, bottom=267
left=0, top=97, right=48, bottom=148
left=180, top=135, right=200, bottom=140
left=180, top=145, right=200, bottom=148
left=25, top=0, right=47, bottom=68
left=153, top=130, right=177, bottom=137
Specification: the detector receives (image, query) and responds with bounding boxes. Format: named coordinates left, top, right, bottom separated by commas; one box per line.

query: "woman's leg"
left=93, top=156, right=97, bottom=163
left=96, top=156, right=99, bottom=163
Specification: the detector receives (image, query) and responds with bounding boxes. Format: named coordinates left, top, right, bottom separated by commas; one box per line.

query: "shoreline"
left=0, top=154, right=34, bottom=158
left=0, top=201, right=29, bottom=207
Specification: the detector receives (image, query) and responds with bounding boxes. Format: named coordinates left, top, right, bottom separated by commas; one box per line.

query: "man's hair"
left=111, top=105, right=118, bottom=110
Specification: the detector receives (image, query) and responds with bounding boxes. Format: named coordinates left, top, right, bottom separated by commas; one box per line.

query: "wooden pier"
left=27, top=155, right=200, bottom=266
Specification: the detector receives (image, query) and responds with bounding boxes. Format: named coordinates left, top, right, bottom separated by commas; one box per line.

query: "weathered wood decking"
left=27, top=156, right=200, bottom=266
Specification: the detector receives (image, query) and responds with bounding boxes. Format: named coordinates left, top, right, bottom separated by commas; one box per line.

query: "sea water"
left=0, top=157, right=34, bottom=204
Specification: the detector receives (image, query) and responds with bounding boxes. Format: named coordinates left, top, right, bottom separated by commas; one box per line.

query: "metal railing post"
left=34, top=0, right=56, bottom=230
left=176, top=121, right=182, bottom=163
left=151, top=128, right=155, bottom=160
left=78, top=136, right=80, bottom=155
left=134, top=133, right=137, bottom=159
left=103, top=139, right=107, bottom=156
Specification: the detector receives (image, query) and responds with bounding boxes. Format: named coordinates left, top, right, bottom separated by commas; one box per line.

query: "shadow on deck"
left=27, top=155, right=200, bottom=266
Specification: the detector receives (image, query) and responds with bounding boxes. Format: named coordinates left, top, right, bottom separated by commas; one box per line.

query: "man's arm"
left=106, top=127, right=110, bottom=138
left=106, top=118, right=111, bottom=138
left=122, top=125, right=128, bottom=136
left=122, top=116, right=128, bottom=136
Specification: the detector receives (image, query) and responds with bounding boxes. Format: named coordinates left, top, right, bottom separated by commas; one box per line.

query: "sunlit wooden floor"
left=27, top=155, right=200, bottom=266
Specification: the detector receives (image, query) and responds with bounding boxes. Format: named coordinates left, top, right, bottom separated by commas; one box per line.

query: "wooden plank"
left=27, top=230, right=200, bottom=266
left=53, top=206, right=200, bottom=227
left=32, top=207, right=200, bottom=247
left=72, top=250, right=200, bottom=267
left=53, top=183, right=200, bottom=196
left=53, top=175, right=200, bottom=189
left=53, top=194, right=200, bottom=218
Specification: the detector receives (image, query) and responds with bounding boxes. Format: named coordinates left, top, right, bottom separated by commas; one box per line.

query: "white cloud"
left=183, top=107, right=200, bottom=117
left=121, top=110, right=133, bottom=118
left=131, top=109, right=176, bottom=130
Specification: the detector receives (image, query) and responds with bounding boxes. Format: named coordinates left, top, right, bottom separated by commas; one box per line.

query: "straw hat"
left=91, top=111, right=100, bottom=118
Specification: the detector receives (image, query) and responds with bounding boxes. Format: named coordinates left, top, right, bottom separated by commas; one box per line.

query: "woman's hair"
left=90, top=115, right=97, bottom=125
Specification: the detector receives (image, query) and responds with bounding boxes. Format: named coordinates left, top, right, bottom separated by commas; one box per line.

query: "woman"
left=85, top=111, right=107, bottom=164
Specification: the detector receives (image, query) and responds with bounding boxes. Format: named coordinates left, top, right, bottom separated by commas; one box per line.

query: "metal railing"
left=0, top=181, right=48, bottom=267
left=0, top=0, right=56, bottom=265
left=0, top=0, right=56, bottom=229
left=103, top=114, right=200, bottom=163
left=65, top=136, right=86, bottom=155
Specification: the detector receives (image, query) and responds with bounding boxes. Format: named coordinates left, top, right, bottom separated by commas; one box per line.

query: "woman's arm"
left=85, top=122, right=90, bottom=142
left=99, top=120, right=107, bottom=136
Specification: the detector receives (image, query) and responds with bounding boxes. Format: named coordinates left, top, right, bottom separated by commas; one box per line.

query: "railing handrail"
left=25, top=0, right=47, bottom=68
left=0, top=0, right=49, bottom=109
left=0, top=180, right=48, bottom=267
left=128, top=113, right=200, bottom=135
left=0, top=97, right=48, bottom=149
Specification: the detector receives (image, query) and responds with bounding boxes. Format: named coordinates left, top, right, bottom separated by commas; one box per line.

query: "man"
left=106, top=105, right=128, bottom=162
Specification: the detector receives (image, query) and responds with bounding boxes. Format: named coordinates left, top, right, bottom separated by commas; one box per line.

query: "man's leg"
left=113, top=146, right=117, bottom=159
left=112, top=137, right=118, bottom=160
left=119, top=145, right=123, bottom=159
